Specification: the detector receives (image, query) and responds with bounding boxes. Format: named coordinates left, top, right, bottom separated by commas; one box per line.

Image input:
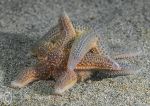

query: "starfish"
left=11, top=11, right=140, bottom=95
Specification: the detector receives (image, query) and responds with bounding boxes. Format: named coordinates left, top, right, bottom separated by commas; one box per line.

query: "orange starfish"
left=11, top=11, right=140, bottom=95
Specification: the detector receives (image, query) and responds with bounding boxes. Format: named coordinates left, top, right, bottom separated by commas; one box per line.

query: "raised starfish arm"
left=67, top=30, right=98, bottom=71
left=67, top=29, right=120, bottom=71
left=11, top=65, right=51, bottom=88
left=31, top=11, right=76, bottom=60
left=59, top=11, right=76, bottom=43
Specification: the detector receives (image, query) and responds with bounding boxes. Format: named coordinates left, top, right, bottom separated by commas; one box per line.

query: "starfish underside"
left=11, top=11, right=140, bottom=95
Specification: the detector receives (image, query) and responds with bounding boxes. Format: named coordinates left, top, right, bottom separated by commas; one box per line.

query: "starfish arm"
left=76, top=52, right=121, bottom=71
left=67, top=28, right=120, bottom=71
left=100, top=62, right=140, bottom=76
left=67, top=30, right=98, bottom=71
left=112, top=51, right=142, bottom=60
left=59, top=11, right=76, bottom=46
left=11, top=65, right=51, bottom=88
left=31, top=11, right=76, bottom=60
left=53, top=71, right=77, bottom=95
left=76, top=52, right=139, bottom=76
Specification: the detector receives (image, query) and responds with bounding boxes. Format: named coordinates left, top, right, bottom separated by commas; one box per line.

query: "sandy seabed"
left=0, top=0, right=150, bottom=106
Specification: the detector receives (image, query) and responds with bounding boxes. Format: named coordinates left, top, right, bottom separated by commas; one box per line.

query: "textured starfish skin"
left=11, top=12, right=140, bottom=95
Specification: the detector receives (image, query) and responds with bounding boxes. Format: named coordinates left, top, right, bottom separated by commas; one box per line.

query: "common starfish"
left=11, top=11, right=140, bottom=95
